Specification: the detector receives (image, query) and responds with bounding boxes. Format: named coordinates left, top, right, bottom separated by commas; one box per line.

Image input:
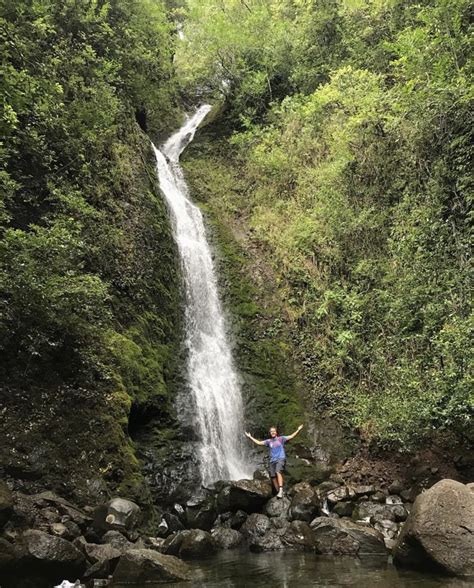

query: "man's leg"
left=276, top=471, right=284, bottom=489
left=269, top=462, right=279, bottom=492
left=272, top=476, right=279, bottom=492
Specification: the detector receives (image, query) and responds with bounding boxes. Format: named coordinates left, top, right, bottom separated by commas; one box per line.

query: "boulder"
left=111, top=549, right=191, bottom=584
left=264, top=496, right=290, bottom=519
left=185, top=492, right=217, bottom=531
left=93, top=498, right=141, bottom=536
left=179, top=529, right=217, bottom=559
left=280, top=520, right=316, bottom=551
left=230, top=509, right=247, bottom=530
left=388, top=480, right=404, bottom=495
left=164, top=512, right=186, bottom=534
left=102, top=530, right=135, bottom=552
left=352, top=502, right=407, bottom=523
left=3, top=529, right=87, bottom=586
left=310, top=517, right=387, bottom=555
left=82, top=541, right=121, bottom=565
left=162, top=531, right=191, bottom=557
left=289, top=486, right=320, bottom=522
left=326, top=486, right=350, bottom=505
left=211, top=528, right=243, bottom=550
left=216, top=479, right=272, bottom=513
left=0, top=482, right=13, bottom=527
left=332, top=501, right=354, bottom=518
left=249, top=532, right=284, bottom=552
left=240, top=513, right=272, bottom=540
left=393, top=479, right=474, bottom=576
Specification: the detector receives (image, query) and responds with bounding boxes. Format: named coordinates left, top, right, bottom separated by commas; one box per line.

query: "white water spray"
left=153, top=106, right=253, bottom=485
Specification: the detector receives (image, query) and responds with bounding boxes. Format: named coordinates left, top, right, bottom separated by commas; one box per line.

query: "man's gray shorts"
left=269, top=459, right=286, bottom=478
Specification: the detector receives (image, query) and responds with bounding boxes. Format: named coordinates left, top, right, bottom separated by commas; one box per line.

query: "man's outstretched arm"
left=245, top=432, right=266, bottom=446
left=285, top=424, right=304, bottom=441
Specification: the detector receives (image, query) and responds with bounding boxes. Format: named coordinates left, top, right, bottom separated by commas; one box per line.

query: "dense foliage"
left=0, top=0, right=182, bottom=502
left=179, top=0, right=473, bottom=446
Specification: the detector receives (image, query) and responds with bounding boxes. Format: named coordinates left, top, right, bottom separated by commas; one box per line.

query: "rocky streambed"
left=0, top=476, right=473, bottom=587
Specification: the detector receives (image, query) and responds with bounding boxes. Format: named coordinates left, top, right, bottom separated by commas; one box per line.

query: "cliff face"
left=0, top=130, right=182, bottom=511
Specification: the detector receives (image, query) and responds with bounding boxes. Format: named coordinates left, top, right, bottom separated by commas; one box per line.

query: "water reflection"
left=142, top=550, right=473, bottom=588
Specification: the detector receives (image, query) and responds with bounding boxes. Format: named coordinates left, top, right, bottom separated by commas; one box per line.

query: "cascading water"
left=153, top=105, right=253, bottom=485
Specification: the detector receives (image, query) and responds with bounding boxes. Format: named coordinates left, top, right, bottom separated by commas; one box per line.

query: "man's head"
left=269, top=426, right=278, bottom=438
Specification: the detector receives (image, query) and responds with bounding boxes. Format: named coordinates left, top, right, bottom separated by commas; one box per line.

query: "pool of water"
left=159, top=550, right=472, bottom=588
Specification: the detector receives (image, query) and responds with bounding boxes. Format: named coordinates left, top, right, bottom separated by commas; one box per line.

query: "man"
left=245, top=424, right=304, bottom=498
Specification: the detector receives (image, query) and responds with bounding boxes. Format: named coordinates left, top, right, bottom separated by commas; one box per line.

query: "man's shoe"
left=277, top=487, right=284, bottom=499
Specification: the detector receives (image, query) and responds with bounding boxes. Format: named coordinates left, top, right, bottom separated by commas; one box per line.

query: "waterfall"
left=153, top=106, right=253, bottom=485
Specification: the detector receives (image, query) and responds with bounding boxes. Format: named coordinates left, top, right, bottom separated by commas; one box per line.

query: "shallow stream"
left=155, top=550, right=471, bottom=587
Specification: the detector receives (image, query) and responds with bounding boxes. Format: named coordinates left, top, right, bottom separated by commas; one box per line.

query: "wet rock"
left=0, top=481, right=13, bottom=527
left=216, top=479, right=272, bottom=513
left=162, top=530, right=191, bottom=557
left=249, top=532, right=284, bottom=552
left=289, top=486, right=320, bottom=522
left=211, top=528, right=243, bottom=549
left=240, top=513, right=272, bottom=540
left=185, top=492, right=217, bottom=531
left=179, top=529, right=217, bottom=559
left=332, top=501, right=354, bottom=518
left=230, top=509, right=247, bottom=530
left=394, top=479, right=474, bottom=576
left=111, top=549, right=191, bottom=584
left=281, top=520, right=316, bottom=551
left=310, top=517, right=387, bottom=556
left=264, top=496, right=290, bottom=519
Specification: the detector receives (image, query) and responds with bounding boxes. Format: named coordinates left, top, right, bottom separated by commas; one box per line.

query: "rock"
left=386, top=495, right=403, bottom=505
left=216, top=479, right=272, bottom=513
left=317, top=481, right=341, bottom=494
left=248, top=532, right=284, bottom=552
left=0, top=482, right=14, bottom=528
left=354, top=485, right=376, bottom=497
left=400, top=488, right=416, bottom=502
left=371, top=491, right=387, bottom=503
left=388, top=480, right=404, bottom=495
left=264, top=496, right=290, bottom=519
left=93, top=498, right=140, bottom=536
left=373, top=519, right=400, bottom=543
left=253, top=468, right=270, bottom=481
left=164, top=512, right=186, bottom=534
left=310, top=517, right=387, bottom=556
left=230, top=509, right=247, bottom=530
left=326, top=486, right=349, bottom=505
left=332, top=501, right=354, bottom=518
left=394, top=479, right=474, bottom=576
left=83, top=541, right=121, bottom=565
left=467, top=482, right=474, bottom=492
left=4, top=529, right=87, bottom=585
left=162, top=530, right=191, bottom=557
left=111, top=549, right=191, bottom=584
left=281, top=520, right=316, bottom=551
left=179, top=529, right=217, bottom=559
left=289, top=486, right=320, bottom=522
left=185, top=492, right=217, bottom=531
left=0, top=537, right=17, bottom=571
left=211, top=528, right=243, bottom=549
left=240, top=513, right=272, bottom=540
left=102, top=530, right=135, bottom=552
left=352, top=502, right=407, bottom=523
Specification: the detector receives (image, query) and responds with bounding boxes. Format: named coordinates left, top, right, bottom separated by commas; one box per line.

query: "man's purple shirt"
left=263, top=435, right=288, bottom=462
